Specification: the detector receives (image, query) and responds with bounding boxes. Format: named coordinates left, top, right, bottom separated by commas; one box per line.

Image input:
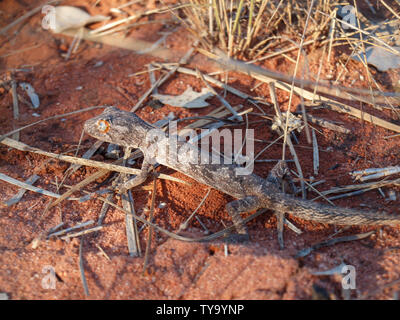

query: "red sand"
left=0, top=0, right=399, bottom=299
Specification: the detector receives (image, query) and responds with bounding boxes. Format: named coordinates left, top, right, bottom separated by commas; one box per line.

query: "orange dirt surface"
left=0, top=0, right=400, bottom=300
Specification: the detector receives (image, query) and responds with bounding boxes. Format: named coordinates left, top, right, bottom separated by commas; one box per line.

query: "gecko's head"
left=84, top=106, right=152, bottom=148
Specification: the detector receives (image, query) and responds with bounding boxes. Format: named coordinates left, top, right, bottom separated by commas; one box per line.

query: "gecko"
left=84, top=107, right=400, bottom=245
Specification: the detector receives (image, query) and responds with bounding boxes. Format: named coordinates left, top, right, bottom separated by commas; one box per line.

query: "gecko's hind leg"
left=267, top=160, right=296, bottom=194
left=267, top=160, right=296, bottom=249
left=226, top=196, right=261, bottom=243
left=117, top=158, right=153, bottom=193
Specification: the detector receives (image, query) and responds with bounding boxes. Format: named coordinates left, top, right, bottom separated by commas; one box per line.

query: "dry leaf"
left=152, top=87, right=214, bottom=108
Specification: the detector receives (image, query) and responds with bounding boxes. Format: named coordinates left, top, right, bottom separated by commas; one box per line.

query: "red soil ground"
left=0, top=0, right=399, bottom=299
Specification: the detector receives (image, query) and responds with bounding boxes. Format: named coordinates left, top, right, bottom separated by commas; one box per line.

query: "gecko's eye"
left=97, top=119, right=111, bottom=133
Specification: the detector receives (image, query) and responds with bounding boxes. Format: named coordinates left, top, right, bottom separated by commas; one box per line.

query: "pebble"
left=0, top=293, right=8, bottom=300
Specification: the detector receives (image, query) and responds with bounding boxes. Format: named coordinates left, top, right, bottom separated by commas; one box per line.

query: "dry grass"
left=181, top=0, right=334, bottom=59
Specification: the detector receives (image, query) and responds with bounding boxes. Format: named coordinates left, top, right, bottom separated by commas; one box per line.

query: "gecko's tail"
left=272, top=193, right=400, bottom=226
left=265, top=160, right=399, bottom=227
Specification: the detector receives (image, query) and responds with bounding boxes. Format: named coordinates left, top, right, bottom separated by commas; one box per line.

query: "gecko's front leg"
left=117, top=157, right=153, bottom=193
left=226, top=196, right=262, bottom=242
left=267, top=160, right=296, bottom=193
left=267, top=160, right=297, bottom=249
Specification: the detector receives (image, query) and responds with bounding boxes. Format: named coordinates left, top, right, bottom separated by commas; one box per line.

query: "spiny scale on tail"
left=268, top=191, right=400, bottom=226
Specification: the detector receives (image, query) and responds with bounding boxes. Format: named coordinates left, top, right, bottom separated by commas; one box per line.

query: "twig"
left=5, top=174, right=39, bottom=206
left=10, top=79, right=19, bottom=141
left=301, top=112, right=351, bottom=134
left=269, top=82, right=306, bottom=198
left=79, top=236, right=90, bottom=296
left=327, top=188, right=373, bottom=201
left=0, top=172, right=75, bottom=201
left=131, top=41, right=198, bottom=112
left=312, top=129, right=319, bottom=176
left=97, top=193, right=113, bottom=226
left=61, top=226, right=103, bottom=240
left=63, top=140, right=104, bottom=179
left=312, top=178, right=400, bottom=200
left=46, top=222, right=65, bottom=235
left=48, top=220, right=95, bottom=238
left=290, top=170, right=335, bottom=206
left=1, top=137, right=189, bottom=186
left=215, top=51, right=400, bottom=108
left=121, top=148, right=140, bottom=257
left=195, top=68, right=242, bottom=121
left=295, top=231, right=375, bottom=258
left=95, top=243, right=111, bottom=261
left=155, top=63, right=253, bottom=100
left=179, top=188, right=211, bottom=232
left=143, top=177, right=157, bottom=276
left=148, top=63, right=157, bottom=95
left=351, top=166, right=400, bottom=182
left=100, top=195, right=268, bottom=242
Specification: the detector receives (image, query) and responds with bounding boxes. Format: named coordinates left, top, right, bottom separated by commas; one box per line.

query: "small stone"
left=0, top=293, right=9, bottom=300
left=388, top=190, right=397, bottom=201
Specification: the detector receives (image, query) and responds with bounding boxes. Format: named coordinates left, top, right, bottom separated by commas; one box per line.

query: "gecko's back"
left=84, top=107, right=266, bottom=199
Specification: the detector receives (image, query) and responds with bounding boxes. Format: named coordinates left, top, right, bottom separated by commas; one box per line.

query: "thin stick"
left=290, top=170, right=335, bottom=206
left=79, top=236, right=90, bottom=296
left=10, top=79, right=20, bottom=141
left=47, top=222, right=65, bottom=235
left=63, top=140, right=104, bottom=179
left=122, top=147, right=140, bottom=257
left=97, top=193, right=113, bottom=226
left=282, top=0, right=315, bottom=150
left=156, top=63, right=253, bottom=100
left=195, top=68, right=242, bottom=121
left=295, top=231, right=375, bottom=258
left=179, top=188, right=211, bottom=231
left=96, top=243, right=111, bottom=261
left=312, top=129, right=319, bottom=176
left=303, top=112, right=350, bottom=134
left=131, top=42, right=198, bottom=112
left=312, top=178, right=400, bottom=201
left=5, top=174, right=39, bottom=206
left=143, top=177, right=157, bottom=276
left=235, top=63, right=400, bottom=133
left=62, top=226, right=103, bottom=240
left=0, top=172, right=76, bottom=201
left=48, top=220, right=95, bottom=238
left=1, top=137, right=189, bottom=186
left=215, top=50, right=400, bottom=105
left=269, top=82, right=306, bottom=198
left=101, top=194, right=267, bottom=242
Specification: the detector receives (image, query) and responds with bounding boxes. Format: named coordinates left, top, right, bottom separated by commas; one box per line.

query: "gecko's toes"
left=115, top=185, right=126, bottom=194
left=226, top=233, right=250, bottom=244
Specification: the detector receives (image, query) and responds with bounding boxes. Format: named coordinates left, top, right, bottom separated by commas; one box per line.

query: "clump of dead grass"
left=181, top=0, right=334, bottom=59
